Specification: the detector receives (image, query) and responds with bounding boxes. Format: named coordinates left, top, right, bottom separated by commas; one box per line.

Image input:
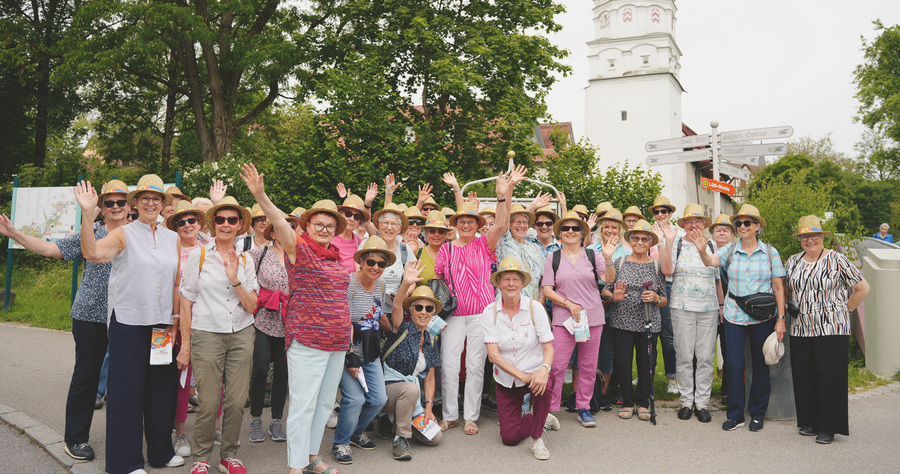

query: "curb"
left=0, top=404, right=103, bottom=474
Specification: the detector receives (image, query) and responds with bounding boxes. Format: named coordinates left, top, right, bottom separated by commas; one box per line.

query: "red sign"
left=700, top=177, right=735, bottom=196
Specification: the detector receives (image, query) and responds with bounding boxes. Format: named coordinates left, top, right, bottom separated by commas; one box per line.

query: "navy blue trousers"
left=723, top=318, right=776, bottom=422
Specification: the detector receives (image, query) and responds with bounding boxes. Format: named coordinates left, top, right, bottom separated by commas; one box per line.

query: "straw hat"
left=490, top=256, right=532, bottom=289
left=164, top=186, right=190, bottom=202
left=290, top=207, right=306, bottom=219
left=441, top=207, right=456, bottom=219
left=763, top=332, right=785, bottom=365
left=422, top=196, right=442, bottom=211
left=572, top=204, right=590, bottom=219
left=622, top=205, right=644, bottom=221
left=249, top=203, right=266, bottom=219
left=534, top=205, right=559, bottom=223
left=478, top=206, right=497, bottom=217
left=553, top=211, right=589, bottom=238
left=299, top=199, right=347, bottom=235
left=97, top=180, right=130, bottom=208
left=730, top=203, right=767, bottom=229
left=449, top=203, right=486, bottom=228
left=677, top=203, right=712, bottom=228
left=650, top=196, right=676, bottom=214
left=398, top=203, right=409, bottom=211
left=263, top=211, right=302, bottom=241
left=404, top=206, right=425, bottom=223
left=709, top=214, right=735, bottom=233
left=423, top=210, right=450, bottom=230
left=206, top=196, right=252, bottom=236
left=353, top=235, right=397, bottom=267
left=373, top=203, right=409, bottom=234
left=337, top=194, right=370, bottom=222
left=794, top=215, right=831, bottom=237
left=595, top=201, right=613, bottom=216
left=165, top=201, right=206, bottom=231
left=127, top=174, right=171, bottom=205
left=403, top=286, right=443, bottom=314
left=598, top=208, right=625, bottom=226
left=624, top=219, right=659, bottom=247
left=509, top=203, right=536, bottom=227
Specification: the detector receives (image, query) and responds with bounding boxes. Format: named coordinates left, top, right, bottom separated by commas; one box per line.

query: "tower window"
left=642, top=55, right=650, bottom=66
left=608, top=59, right=615, bottom=69
left=621, top=110, right=627, bottom=121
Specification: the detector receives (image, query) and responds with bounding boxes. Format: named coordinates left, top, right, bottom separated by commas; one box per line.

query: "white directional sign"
left=645, top=134, right=711, bottom=152
left=646, top=149, right=712, bottom=167
left=720, top=142, right=788, bottom=158
left=719, top=126, right=793, bottom=143
left=720, top=162, right=751, bottom=181
left=721, top=155, right=764, bottom=166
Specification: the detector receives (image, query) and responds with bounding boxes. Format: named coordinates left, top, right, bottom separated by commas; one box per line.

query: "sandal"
left=618, top=406, right=634, bottom=419
left=637, top=407, right=651, bottom=421
left=439, top=420, right=458, bottom=432
left=301, top=456, right=338, bottom=474
left=464, top=420, right=479, bottom=435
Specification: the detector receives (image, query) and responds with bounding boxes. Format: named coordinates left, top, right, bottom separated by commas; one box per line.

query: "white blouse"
left=180, top=241, right=259, bottom=334
left=482, top=298, right=554, bottom=389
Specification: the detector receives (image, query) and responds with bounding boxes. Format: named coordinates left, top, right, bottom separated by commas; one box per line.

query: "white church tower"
left=584, top=0, right=695, bottom=209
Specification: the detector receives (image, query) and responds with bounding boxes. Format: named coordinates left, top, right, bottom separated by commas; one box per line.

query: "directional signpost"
left=646, top=121, right=793, bottom=216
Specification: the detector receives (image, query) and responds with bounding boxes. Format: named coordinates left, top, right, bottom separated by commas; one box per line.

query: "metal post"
left=710, top=120, right=721, bottom=217
left=175, top=170, right=182, bottom=189
left=71, top=174, right=84, bottom=307
left=4, top=177, right=18, bottom=311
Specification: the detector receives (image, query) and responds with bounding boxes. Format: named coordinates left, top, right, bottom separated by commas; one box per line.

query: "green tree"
left=853, top=181, right=895, bottom=233
left=855, top=128, right=900, bottom=181
left=855, top=20, right=900, bottom=146
left=0, top=63, right=33, bottom=180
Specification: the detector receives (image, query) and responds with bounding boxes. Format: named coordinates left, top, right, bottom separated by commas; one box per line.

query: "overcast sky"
left=544, top=0, right=900, bottom=156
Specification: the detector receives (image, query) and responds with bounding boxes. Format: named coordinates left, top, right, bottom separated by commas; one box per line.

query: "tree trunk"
left=32, top=59, right=50, bottom=168
left=160, top=49, right=178, bottom=175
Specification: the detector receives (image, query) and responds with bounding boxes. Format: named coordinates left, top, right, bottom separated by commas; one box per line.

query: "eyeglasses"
left=559, top=225, right=582, bottom=233
left=427, top=228, right=448, bottom=234
left=799, top=234, right=822, bottom=241
left=312, top=222, right=337, bottom=233
left=365, top=258, right=388, bottom=268
left=380, top=221, right=402, bottom=228
left=734, top=219, right=757, bottom=228
left=214, top=216, right=241, bottom=225
left=629, top=235, right=651, bottom=243
left=104, top=199, right=127, bottom=208
left=412, top=304, right=435, bottom=313
left=139, top=195, right=162, bottom=204
left=409, top=219, right=425, bottom=226
left=252, top=217, right=267, bottom=225
left=176, top=217, right=198, bottom=228
left=625, top=218, right=639, bottom=224
left=534, top=221, right=554, bottom=227
left=342, top=210, right=364, bottom=221
left=652, top=209, right=669, bottom=215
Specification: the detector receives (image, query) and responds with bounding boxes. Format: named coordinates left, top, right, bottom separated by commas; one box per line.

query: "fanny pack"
left=729, top=292, right=777, bottom=321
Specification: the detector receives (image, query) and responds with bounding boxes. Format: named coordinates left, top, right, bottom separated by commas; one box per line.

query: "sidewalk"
left=2, top=322, right=899, bottom=473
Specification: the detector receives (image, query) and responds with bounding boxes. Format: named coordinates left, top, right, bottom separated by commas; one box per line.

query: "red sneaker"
left=190, top=461, right=210, bottom=474
left=218, top=458, right=247, bottom=474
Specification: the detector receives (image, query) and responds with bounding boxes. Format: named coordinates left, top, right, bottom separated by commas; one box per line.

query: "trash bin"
left=744, top=320, right=796, bottom=421
left=862, top=249, right=900, bottom=378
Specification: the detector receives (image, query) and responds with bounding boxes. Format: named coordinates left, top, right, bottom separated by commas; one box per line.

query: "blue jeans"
left=723, top=318, right=777, bottom=421
left=654, top=282, right=676, bottom=379
left=333, top=358, right=388, bottom=446
left=96, top=349, right=110, bottom=398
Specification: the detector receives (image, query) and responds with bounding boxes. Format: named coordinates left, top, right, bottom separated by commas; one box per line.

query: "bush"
left=179, top=154, right=256, bottom=207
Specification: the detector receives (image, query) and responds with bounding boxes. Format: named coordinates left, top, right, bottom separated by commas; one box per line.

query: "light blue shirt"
left=715, top=240, right=785, bottom=326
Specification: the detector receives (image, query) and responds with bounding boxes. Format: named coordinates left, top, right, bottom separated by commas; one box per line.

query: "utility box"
left=862, top=249, right=900, bottom=378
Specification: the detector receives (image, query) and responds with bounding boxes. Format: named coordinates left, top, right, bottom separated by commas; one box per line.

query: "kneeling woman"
left=482, top=257, right=556, bottom=460
left=381, top=270, right=443, bottom=461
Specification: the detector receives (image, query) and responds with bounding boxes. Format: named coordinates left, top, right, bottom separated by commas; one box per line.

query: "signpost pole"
left=710, top=120, right=721, bottom=217
left=71, top=175, right=83, bottom=307
left=4, top=177, right=18, bottom=311
left=175, top=170, right=182, bottom=189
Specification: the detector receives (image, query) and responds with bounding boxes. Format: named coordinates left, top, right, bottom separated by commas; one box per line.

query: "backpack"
left=551, top=248, right=603, bottom=293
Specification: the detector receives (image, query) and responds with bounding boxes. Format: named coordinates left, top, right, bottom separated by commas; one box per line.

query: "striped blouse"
left=434, top=236, right=496, bottom=317
left=784, top=250, right=862, bottom=337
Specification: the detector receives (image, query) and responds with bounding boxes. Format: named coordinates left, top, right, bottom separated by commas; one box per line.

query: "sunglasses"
left=734, top=219, right=757, bottom=228
left=412, top=304, right=435, bottom=313
left=559, top=225, right=582, bottom=233
left=427, top=228, right=448, bottom=234
left=252, top=217, right=267, bottom=225
left=104, top=199, right=127, bottom=208
left=534, top=221, right=554, bottom=227
left=409, top=219, right=425, bottom=226
left=129, top=213, right=139, bottom=220
left=176, top=217, right=198, bottom=227
left=342, top=210, right=364, bottom=221
left=365, top=258, right=388, bottom=268
left=652, top=209, right=669, bottom=215
left=629, top=235, right=651, bottom=243
left=288, top=221, right=297, bottom=230
left=214, top=216, right=241, bottom=225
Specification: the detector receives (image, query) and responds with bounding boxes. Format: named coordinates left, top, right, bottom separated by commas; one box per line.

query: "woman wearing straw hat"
left=479, top=206, right=497, bottom=234
left=74, top=174, right=185, bottom=472
left=527, top=206, right=562, bottom=258
left=543, top=211, right=617, bottom=427
left=607, top=220, right=667, bottom=421
left=709, top=214, right=735, bottom=405
left=380, top=265, right=444, bottom=461
left=178, top=196, right=258, bottom=474
left=496, top=203, right=545, bottom=301
left=658, top=204, right=719, bottom=423
left=404, top=206, right=426, bottom=253
left=648, top=196, right=679, bottom=394
left=246, top=211, right=300, bottom=445
left=240, top=164, right=350, bottom=474
left=241, top=203, right=270, bottom=251
left=334, top=195, right=370, bottom=273
left=694, top=204, right=786, bottom=432
left=595, top=202, right=612, bottom=220
left=370, top=203, right=417, bottom=315
left=0, top=179, right=130, bottom=463
left=434, top=166, right=524, bottom=435
left=415, top=211, right=451, bottom=284
left=784, top=216, right=869, bottom=444
left=163, top=186, right=190, bottom=219
left=483, top=256, right=557, bottom=460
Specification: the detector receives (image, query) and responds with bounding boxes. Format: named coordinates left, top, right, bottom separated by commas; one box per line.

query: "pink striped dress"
left=433, top=236, right=495, bottom=316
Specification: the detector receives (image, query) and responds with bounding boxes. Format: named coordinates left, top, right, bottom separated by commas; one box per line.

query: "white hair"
left=881, top=223, right=890, bottom=230
left=192, top=197, right=213, bottom=207
left=378, top=211, right=401, bottom=224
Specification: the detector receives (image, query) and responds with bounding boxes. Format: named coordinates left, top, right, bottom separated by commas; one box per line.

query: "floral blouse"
left=249, top=244, right=287, bottom=337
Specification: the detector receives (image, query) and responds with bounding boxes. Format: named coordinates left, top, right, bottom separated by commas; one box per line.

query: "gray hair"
left=378, top=211, right=401, bottom=225
left=192, top=197, right=213, bottom=208
left=881, top=223, right=890, bottom=230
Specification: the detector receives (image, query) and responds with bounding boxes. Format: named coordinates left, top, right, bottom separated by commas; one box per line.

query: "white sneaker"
left=164, top=455, right=185, bottom=467
left=543, top=413, right=560, bottom=432
left=531, top=438, right=550, bottom=460
left=174, top=433, right=192, bottom=457
left=326, top=408, right=339, bottom=429
left=667, top=379, right=678, bottom=394
left=128, top=470, right=148, bottom=474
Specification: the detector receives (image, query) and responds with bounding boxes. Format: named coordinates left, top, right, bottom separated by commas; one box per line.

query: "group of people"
left=0, top=164, right=869, bottom=474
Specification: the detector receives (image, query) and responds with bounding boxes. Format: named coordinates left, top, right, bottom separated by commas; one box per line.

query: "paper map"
left=9, top=187, right=81, bottom=250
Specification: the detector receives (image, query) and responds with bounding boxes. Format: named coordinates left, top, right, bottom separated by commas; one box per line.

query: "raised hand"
left=337, top=183, right=349, bottom=199
left=418, top=183, right=434, bottom=202
left=224, top=249, right=240, bottom=283
left=73, top=180, right=98, bottom=210
left=528, top=192, right=552, bottom=212
left=557, top=192, right=567, bottom=213
left=611, top=281, right=627, bottom=302
left=384, top=173, right=401, bottom=194
left=402, top=260, right=426, bottom=286
left=210, top=179, right=227, bottom=204
left=495, top=172, right=512, bottom=197
left=466, top=191, right=480, bottom=208
left=658, top=219, right=677, bottom=243
left=239, top=164, right=265, bottom=197
left=600, top=234, right=618, bottom=260
left=441, top=172, right=460, bottom=191
left=509, top=164, right=528, bottom=185
left=586, top=213, right=598, bottom=231
left=364, top=182, right=378, bottom=205
left=687, top=228, right=707, bottom=252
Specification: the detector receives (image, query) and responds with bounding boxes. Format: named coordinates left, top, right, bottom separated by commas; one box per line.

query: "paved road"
left=0, top=423, right=66, bottom=474
left=2, top=322, right=899, bottom=473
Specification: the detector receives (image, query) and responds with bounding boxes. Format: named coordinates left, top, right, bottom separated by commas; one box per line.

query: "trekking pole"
left=643, top=281, right=657, bottom=425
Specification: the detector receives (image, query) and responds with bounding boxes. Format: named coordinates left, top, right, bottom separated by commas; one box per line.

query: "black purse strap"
left=445, top=242, right=456, bottom=298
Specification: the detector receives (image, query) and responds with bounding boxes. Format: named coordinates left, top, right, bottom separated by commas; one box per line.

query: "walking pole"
left=643, top=282, right=657, bottom=425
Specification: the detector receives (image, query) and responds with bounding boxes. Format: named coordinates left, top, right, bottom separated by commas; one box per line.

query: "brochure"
left=150, top=328, right=173, bottom=365
left=412, top=414, right=441, bottom=441
left=426, top=315, right=448, bottom=338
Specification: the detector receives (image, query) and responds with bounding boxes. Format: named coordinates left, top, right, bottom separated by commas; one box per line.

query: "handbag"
left=426, top=243, right=458, bottom=318
left=729, top=292, right=777, bottom=321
